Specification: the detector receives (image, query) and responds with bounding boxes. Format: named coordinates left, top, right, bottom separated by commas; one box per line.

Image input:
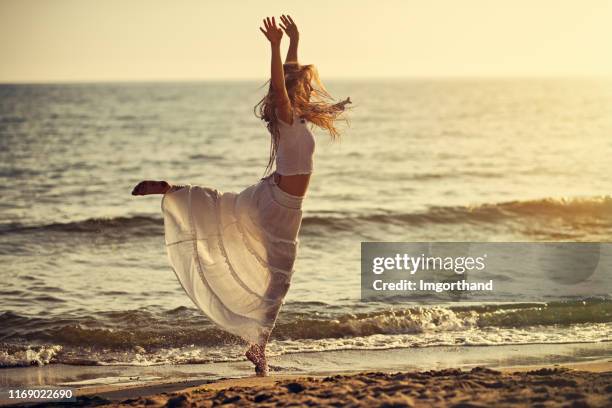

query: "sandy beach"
left=123, top=368, right=611, bottom=408
left=25, top=361, right=609, bottom=407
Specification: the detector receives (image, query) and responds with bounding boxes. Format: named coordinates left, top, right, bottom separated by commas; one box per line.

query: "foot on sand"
left=131, top=180, right=170, bottom=195
left=245, top=344, right=269, bottom=377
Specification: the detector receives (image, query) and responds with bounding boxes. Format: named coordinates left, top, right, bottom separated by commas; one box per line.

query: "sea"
left=0, top=79, right=611, bottom=375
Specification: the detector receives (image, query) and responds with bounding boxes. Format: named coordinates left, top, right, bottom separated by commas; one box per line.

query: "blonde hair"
left=254, top=63, right=348, bottom=176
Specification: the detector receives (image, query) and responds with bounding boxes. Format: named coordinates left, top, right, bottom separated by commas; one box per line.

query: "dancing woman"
left=132, top=15, right=350, bottom=375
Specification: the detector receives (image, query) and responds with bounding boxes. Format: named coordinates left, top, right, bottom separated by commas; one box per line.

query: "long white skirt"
left=160, top=173, right=304, bottom=344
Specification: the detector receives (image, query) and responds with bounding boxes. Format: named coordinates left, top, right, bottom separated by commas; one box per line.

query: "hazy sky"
left=1, top=0, right=611, bottom=82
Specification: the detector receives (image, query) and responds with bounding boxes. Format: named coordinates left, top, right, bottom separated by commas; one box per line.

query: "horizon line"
left=1, top=74, right=612, bottom=86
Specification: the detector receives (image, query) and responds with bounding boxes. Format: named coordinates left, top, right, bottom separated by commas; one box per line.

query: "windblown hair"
left=254, top=63, right=348, bottom=176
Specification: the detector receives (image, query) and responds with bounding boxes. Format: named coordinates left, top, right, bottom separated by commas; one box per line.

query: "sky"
left=1, top=0, right=611, bottom=82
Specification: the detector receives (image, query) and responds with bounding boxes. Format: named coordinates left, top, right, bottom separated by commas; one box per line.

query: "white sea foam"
left=2, top=322, right=609, bottom=368
left=0, top=345, right=62, bottom=367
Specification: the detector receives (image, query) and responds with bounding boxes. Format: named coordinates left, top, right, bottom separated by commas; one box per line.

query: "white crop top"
left=275, top=110, right=316, bottom=176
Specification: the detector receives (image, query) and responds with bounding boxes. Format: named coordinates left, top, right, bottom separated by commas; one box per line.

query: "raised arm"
left=280, top=15, right=299, bottom=64
left=260, top=17, right=293, bottom=124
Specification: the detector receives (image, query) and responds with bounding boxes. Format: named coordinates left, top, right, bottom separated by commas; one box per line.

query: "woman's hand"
left=262, top=16, right=291, bottom=112
left=279, top=15, right=299, bottom=39
left=259, top=17, right=283, bottom=45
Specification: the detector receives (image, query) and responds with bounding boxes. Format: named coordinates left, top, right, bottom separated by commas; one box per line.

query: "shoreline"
left=1, top=342, right=610, bottom=406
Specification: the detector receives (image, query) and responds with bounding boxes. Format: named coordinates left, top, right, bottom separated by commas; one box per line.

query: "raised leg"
left=131, top=180, right=171, bottom=195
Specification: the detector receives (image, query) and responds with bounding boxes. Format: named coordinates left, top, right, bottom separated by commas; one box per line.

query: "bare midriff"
left=274, top=172, right=311, bottom=197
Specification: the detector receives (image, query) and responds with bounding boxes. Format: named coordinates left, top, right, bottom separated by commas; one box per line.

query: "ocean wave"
left=275, top=300, right=612, bottom=340
left=3, top=195, right=611, bottom=237
left=303, top=195, right=612, bottom=230
left=267, top=322, right=612, bottom=357
left=0, top=215, right=161, bottom=236
left=1, top=300, right=610, bottom=368
left=2, top=322, right=610, bottom=368
left=1, top=300, right=609, bottom=351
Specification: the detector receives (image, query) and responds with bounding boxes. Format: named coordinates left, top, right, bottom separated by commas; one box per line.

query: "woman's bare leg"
left=245, top=332, right=270, bottom=376
left=245, top=343, right=269, bottom=376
